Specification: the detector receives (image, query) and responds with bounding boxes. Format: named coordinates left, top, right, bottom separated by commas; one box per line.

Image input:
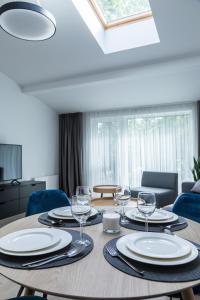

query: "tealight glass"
left=103, top=209, right=120, bottom=234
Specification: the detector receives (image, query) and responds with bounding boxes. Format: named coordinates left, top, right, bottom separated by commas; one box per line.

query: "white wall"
left=0, top=72, right=59, bottom=188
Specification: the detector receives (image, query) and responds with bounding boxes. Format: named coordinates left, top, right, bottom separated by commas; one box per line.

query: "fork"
left=22, top=243, right=85, bottom=268
left=106, top=245, right=144, bottom=276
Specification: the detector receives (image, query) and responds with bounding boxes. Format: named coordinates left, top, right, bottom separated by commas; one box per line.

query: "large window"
left=83, top=105, right=197, bottom=189
left=89, top=0, right=152, bottom=29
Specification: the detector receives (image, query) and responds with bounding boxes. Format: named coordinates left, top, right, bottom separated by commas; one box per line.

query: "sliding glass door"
left=83, top=104, right=197, bottom=189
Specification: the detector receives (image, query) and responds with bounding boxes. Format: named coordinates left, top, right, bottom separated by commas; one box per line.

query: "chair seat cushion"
left=172, top=192, right=200, bottom=223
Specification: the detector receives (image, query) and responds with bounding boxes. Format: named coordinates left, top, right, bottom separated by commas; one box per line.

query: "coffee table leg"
left=24, top=287, right=35, bottom=296
left=181, top=288, right=195, bottom=300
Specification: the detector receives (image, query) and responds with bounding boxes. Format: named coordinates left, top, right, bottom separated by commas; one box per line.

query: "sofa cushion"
left=131, top=186, right=172, bottom=195
left=131, top=186, right=176, bottom=208
left=141, top=171, right=178, bottom=190
left=191, top=180, right=200, bottom=193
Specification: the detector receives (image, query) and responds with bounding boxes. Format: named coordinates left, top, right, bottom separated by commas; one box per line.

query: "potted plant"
left=192, top=157, right=200, bottom=181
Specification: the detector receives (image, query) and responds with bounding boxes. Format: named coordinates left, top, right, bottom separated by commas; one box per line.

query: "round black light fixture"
left=0, top=1, right=56, bottom=41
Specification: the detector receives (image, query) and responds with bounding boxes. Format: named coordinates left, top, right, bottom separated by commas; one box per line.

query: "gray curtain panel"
left=59, top=113, right=83, bottom=197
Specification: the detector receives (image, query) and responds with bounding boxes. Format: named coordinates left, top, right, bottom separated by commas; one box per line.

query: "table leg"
left=101, top=193, right=103, bottom=198
left=181, top=288, right=195, bottom=300
left=17, top=286, right=24, bottom=297
left=24, top=287, right=35, bottom=296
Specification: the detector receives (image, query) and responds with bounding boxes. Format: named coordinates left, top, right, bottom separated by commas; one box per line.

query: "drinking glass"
left=115, top=186, right=131, bottom=224
left=71, top=195, right=91, bottom=246
left=137, top=192, right=156, bottom=232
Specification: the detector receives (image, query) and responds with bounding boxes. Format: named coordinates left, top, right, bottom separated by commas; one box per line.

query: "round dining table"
left=0, top=211, right=200, bottom=300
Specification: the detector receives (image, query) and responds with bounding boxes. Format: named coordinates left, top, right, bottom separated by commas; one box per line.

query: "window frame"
left=88, top=0, right=153, bottom=29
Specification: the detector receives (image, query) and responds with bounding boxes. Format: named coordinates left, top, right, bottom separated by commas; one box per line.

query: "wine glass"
left=76, top=186, right=92, bottom=224
left=71, top=195, right=91, bottom=246
left=137, top=192, right=156, bottom=232
left=115, top=186, right=131, bottom=224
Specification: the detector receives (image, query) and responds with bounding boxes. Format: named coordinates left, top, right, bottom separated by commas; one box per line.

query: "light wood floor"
left=0, top=275, right=200, bottom=300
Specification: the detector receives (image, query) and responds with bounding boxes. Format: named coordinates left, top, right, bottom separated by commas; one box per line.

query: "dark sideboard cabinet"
left=0, top=181, right=46, bottom=220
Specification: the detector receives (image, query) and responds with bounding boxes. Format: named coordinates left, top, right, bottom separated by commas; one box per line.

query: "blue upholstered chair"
left=172, top=192, right=200, bottom=223
left=172, top=182, right=200, bottom=223
left=171, top=182, right=200, bottom=298
left=26, top=189, right=70, bottom=216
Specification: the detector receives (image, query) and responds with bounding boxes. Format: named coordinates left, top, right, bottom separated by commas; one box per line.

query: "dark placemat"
left=38, top=212, right=102, bottom=228
left=120, top=216, right=188, bottom=232
left=0, top=230, right=93, bottom=270
left=103, top=237, right=200, bottom=282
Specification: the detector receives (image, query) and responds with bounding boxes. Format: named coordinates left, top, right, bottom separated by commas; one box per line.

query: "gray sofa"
left=182, top=181, right=195, bottom=193
left=131, top=171, right=178, bottom=208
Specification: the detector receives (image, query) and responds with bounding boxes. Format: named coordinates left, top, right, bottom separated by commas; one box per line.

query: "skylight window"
left=72, top=0, right=159, bottom=54
left=89, top=0, right=152, bottom=29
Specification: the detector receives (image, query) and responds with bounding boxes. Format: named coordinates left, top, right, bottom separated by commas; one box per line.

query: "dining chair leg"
left=181, top=288, right=195, bottom=300
left=24, top=287, right=35, bottom=296
left=17, top=286, right=24, bottom=297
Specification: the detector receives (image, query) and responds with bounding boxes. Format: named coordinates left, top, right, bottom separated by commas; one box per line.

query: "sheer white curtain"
left=83, top=103, right=197, bottom=188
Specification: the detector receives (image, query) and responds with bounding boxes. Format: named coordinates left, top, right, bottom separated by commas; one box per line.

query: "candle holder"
left=103, top=209, right=120, bottom=234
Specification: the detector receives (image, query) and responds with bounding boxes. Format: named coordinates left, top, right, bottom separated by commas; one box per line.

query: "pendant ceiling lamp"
left=0, top=0, right=56, bottom=41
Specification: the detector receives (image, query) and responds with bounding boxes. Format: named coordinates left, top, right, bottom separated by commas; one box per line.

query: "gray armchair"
left=131, top=171, right=178, bottom=208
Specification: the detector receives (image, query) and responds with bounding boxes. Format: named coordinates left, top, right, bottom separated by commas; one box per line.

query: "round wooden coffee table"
left=93, top=185, right=121, bottom=198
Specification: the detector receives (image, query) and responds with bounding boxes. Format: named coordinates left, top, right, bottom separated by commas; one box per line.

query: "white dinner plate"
left=135, top=209, right=171, bottom=221
left=0, top=228, right=60, bottom=252
left=125, top=208, right=178, bottom=224
left=53, top=207, right=72, bottom=217
left=0, top=229, right=72, bottom=256
left=126, top=232, right=191, bottom=259
left=116, top=234, right=198, bottom=266
left=48, top=207, right=98, bottom=220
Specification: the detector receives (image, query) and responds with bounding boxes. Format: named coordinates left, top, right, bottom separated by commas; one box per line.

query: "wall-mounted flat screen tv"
left=0, top=144, right=22, bottom=182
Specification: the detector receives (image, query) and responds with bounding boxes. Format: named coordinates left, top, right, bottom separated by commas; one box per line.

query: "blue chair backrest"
left=26, top=189, right=70, bottom=216
left=172, top=192, right=200, bottom=223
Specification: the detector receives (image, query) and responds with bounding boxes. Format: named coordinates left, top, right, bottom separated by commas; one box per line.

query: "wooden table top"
left=93, top=185, right=121, bottom=193
left=0, top=210, right=200, bottom=299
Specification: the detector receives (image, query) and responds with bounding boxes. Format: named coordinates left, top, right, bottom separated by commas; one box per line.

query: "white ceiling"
left=1, top=0, right=200, bottom=113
